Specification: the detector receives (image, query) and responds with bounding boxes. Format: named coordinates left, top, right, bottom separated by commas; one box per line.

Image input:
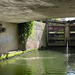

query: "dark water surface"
left=0, top=50, right=75, bottom=75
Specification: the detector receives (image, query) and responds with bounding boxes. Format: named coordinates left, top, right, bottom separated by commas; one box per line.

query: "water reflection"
left=67, top=71, right=75, bottom=75
left=0, top=58, right=32, bottom=75
left=66, top=42, right=75, bottom=75
left=66, top=53, right=75, bottom=75
left=0, top=50, right=75, bottom=75
left=39, top=50, right=66, bottom=75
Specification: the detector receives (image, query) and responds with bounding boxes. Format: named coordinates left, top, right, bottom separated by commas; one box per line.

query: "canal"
left=0, top=49, right=75, bottom=75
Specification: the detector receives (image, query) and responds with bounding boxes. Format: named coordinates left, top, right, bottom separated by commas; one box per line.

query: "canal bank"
left=0, top=21, right=47, bottom=60
left=0, top=48, right=38, bottom=61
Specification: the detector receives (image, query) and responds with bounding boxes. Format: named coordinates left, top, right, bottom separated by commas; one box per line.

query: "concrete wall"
left=26, top=21, right=46, bottom=50
left=0, top=23, right=18, bottom=53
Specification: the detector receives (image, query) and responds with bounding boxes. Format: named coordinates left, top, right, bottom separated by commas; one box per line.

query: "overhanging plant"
left=18, top=21, right=35, bottom=49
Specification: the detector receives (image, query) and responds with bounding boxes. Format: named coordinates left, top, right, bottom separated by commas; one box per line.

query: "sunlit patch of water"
left=16, top=57, right=56, bottom=60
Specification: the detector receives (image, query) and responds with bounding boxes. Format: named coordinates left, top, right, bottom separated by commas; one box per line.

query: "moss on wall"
left=0, top=48, right=38, bottom=61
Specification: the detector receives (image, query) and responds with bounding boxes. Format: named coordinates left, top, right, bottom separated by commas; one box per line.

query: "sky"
left=65, top=17, right=75, bottom=21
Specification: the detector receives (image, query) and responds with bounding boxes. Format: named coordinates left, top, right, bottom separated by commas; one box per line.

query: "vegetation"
left=18, top=21, right=35, bottom=45
left=51, top=18, right=60, bottom=20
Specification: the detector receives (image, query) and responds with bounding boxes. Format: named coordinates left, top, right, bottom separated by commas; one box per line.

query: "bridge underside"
left=0, top=0, right=75, bottom=23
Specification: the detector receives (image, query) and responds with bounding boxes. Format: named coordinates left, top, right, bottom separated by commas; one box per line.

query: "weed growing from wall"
left=18, top=21, right=35, bottom=48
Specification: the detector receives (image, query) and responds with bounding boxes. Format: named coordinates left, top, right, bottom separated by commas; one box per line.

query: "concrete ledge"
left=0, top=48, right=38, bottom=61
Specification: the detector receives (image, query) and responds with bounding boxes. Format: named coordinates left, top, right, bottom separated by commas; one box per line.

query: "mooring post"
left=65, top=23, right=70, bottom=46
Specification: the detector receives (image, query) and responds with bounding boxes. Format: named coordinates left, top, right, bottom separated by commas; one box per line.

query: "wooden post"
left=65, top=23, right=70, bottom=45
left=45, top=20, right=48, bottom=47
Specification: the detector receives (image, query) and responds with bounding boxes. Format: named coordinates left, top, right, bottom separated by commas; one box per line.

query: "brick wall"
left=26, top=21, right=46, bottom=50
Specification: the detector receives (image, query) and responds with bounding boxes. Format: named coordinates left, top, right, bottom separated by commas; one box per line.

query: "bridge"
left=0, top=0, right=75, bottom=23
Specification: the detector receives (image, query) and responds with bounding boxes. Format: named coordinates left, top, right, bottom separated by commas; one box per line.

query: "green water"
left=0, top=50, right=75, bottom=75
